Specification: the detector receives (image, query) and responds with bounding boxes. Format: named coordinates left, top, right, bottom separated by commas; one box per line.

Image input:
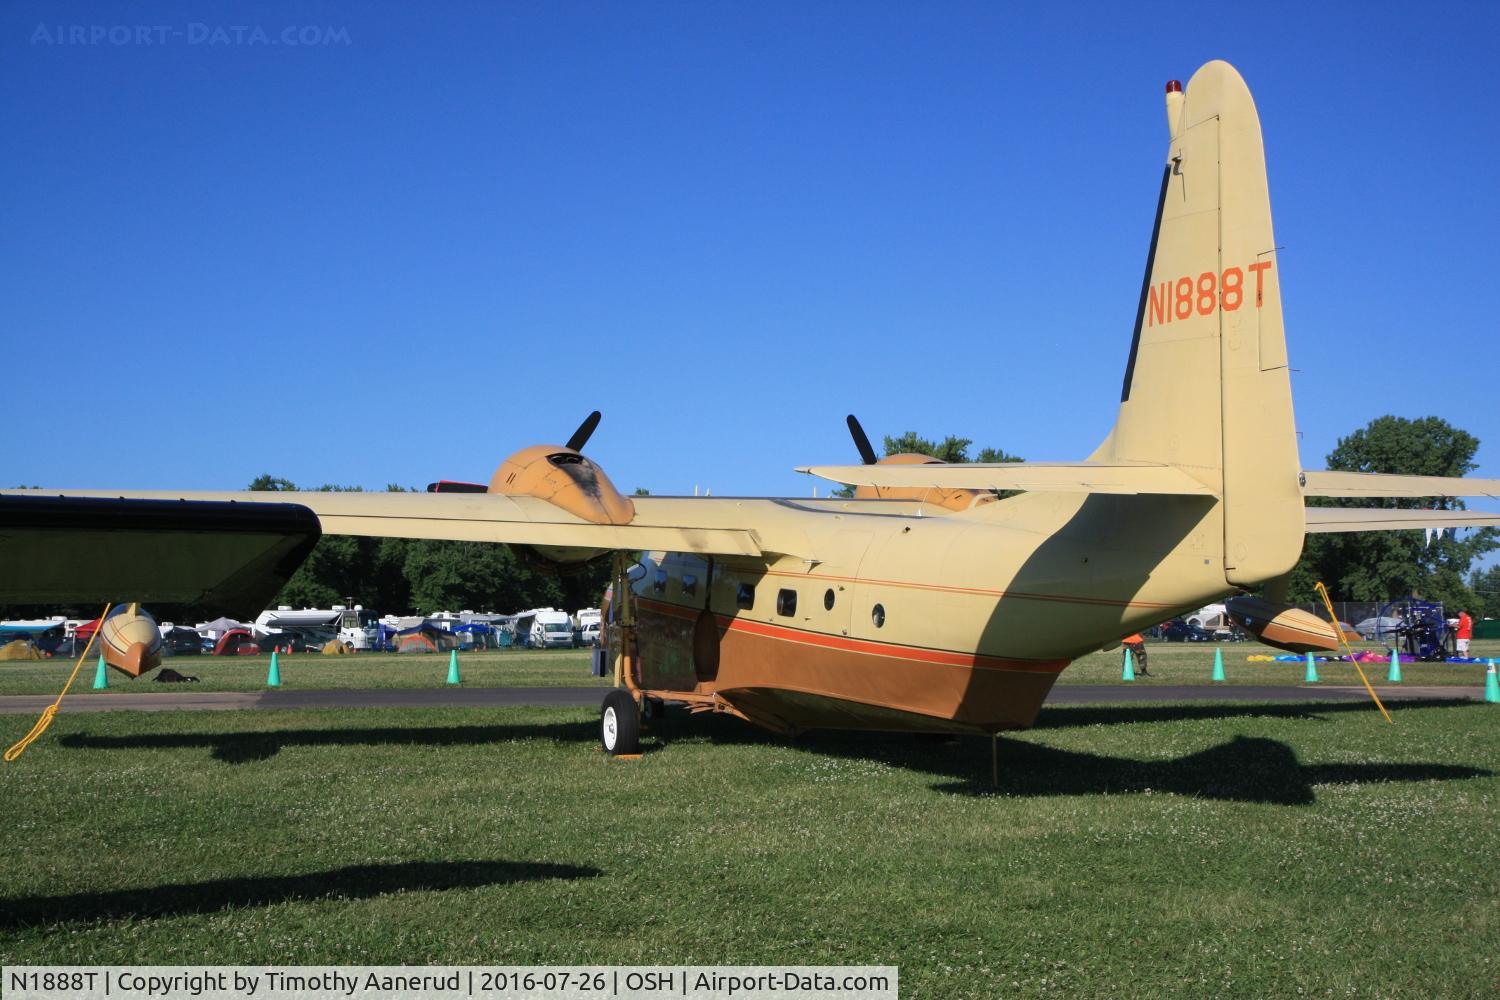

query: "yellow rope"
left=1314, top=582, right=1393, bottom=725
left=4, top=603, right=112, bottom=761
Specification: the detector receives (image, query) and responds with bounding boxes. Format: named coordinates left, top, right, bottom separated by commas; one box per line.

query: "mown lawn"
left=0, top=648, right=607, bottom=696
left=1, top=699, right=1496, bottom=998
left=3, top=640, right=1492, bottom=698
left=1058, top=638, right=1500, bottom=687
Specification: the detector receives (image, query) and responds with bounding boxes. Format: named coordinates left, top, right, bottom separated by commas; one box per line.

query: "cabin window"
left=776, top=589, right=797, bottom=617
left=682, top=574, right=697, bottom=597
left=736, top=583, right=755, bottom=610
left=872, top=603, right=886, bottom=628
left=823, top=589, right=835, bottom=611
left=653, top=570, right=667, bottom=594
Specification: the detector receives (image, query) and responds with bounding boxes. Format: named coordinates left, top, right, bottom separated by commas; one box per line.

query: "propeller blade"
left=566, top=411, right=603, bottom=452
left=846, top=414, right=878, bottom=465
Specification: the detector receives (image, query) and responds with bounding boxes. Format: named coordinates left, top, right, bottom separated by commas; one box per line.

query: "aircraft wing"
left=795, top=462, right=1214, bottom=495
left=0, top=490, right=795, bottom=559
left=0, top=494, right=319, bottom=616
left=1301, top=471, right=1500, bottom=498
left=1303, top=507, right=1500, bottom=534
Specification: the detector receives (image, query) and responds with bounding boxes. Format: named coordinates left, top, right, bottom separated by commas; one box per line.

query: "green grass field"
left=1059, top=638, right=1500, bottom=687
left=2, top=695, right=1497, bottom=996
left=0, top=648, right=610, bottom=696
left=3, top=640, right=1494, bottom=698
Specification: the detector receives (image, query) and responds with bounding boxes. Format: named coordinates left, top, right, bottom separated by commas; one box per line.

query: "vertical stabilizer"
left=1098, top=61, right=1303, bottom=586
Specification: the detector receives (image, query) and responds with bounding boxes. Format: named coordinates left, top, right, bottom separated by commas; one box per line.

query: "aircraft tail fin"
left=1094, top=61, right=1303, bottom=587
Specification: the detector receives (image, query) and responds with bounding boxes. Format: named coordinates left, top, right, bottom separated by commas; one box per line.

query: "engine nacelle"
left=853, top=453, right=993, bottom=512
left=489, top=444, right=634, bottom=525
left=98, top=603, right=165, bottom=677
left=1225, top=595, right=1339, bottom=654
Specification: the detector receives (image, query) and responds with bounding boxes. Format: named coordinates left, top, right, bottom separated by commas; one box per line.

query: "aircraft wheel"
left=600, top=689, right=640, bottom=756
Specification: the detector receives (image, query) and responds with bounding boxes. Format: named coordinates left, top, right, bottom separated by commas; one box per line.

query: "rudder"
left=1097, top=61, right=1303, bottom=587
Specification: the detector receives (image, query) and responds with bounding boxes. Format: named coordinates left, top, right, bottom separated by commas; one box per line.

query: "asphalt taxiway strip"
left=0, top=684, right=1479, bottom=715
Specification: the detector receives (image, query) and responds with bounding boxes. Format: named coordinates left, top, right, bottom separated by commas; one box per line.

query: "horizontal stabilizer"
left=1304, top=507, right=1500, bottom=534
left=1302, top=471, right=1500, bottom=498
left=796, top=462, right=1213, bottom=496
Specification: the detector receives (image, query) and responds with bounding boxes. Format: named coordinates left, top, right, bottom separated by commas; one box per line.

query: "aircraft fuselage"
left=624, top=489, right=1233, bottom=734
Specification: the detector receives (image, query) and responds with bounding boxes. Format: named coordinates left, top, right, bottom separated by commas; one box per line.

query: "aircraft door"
left=820, top=530, right=873, bottom=640
left=693, top=557, right=720, bottom=682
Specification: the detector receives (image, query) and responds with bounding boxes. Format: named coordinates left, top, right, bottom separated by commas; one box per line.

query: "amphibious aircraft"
left=4, top=60, right=1499, bottom=754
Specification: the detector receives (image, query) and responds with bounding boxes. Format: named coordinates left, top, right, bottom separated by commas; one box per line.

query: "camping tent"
left=0, top=639, right=42, bottom=661
left=213, top=628, right=258, bottom=655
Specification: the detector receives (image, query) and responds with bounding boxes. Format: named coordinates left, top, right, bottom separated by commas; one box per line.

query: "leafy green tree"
left=977, top=446, right=1024, bottom=464
left=1287, top=416, right=1496, bottom=608
left=831, top=433, right=1025, bottom=498
left=250, top=476, right=605, bottom=614
left=246, top=474, right=297, bottom=492
left=1468, top=564, right=1500, bottom=621
left=883, top=432, right=970, bottom=463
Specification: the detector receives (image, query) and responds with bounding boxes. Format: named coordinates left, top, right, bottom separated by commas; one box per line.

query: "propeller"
left=846, top=414, right=878, bottom=465
left=566, top=410, right=602, bottom=452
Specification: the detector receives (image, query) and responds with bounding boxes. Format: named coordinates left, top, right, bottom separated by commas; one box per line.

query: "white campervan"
left=575, top=608, right=602, bottom=647
left=528, top=608, right=576, bottom=649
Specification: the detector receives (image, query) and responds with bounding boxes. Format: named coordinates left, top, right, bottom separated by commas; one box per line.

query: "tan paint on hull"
left=634, top=597, right=1065, bottom=734
left=100, top=605, right=163, bottom=677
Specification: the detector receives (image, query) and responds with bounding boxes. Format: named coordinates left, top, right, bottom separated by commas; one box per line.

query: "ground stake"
left=267, top=649, right=281, bottom=688
left=447, top=649, right=461, bottom=685
left=1212, top=647, right=1225, bottom=682
left=1304, top=651, right=1319, bottom=684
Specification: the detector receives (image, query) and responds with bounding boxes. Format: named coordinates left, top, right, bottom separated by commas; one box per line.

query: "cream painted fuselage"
left=625, top=489, right=1229, bottom=735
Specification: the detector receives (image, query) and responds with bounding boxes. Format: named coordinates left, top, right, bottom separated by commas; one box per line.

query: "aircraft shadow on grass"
left=647, top=699, right=1493, bottom=805
left=58, top=699, right=1489, bottom=806
left=0, top=859, right=600, bottom=930
left=61, top=719, right=601, bottom=764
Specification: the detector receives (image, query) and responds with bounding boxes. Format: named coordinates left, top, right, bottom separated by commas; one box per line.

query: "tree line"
left=247, top=476, right=609, bottom=615
left=839, top=417, right=1497, bottom=614
left=5, top=416, right=1492, bottom=621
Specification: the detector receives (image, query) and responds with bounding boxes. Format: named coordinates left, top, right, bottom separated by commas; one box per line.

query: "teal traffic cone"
left=1485, top=660, right=1500, bottom=705
left=446, top=649, right=461, bottom=685
left=1122, top=648, right=1135, bottom=681
left=1387, top=647, right=1402, bottom=683
left=91, top=651, right=108, bottom=690
left=266, top=649, right=281, bottom=688
left=1303, top=651, right=1319, bottom=684
left=1211, top=647, right=1226, bottom=683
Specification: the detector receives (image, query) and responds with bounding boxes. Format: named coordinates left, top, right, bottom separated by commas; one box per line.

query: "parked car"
left=1161, top=619, right=1213, bottom=642
left=1354, top=616, right=1404, bottom=641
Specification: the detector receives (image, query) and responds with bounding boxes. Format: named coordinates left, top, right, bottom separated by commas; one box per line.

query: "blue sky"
left=3, top=3, right=1496, bottom=532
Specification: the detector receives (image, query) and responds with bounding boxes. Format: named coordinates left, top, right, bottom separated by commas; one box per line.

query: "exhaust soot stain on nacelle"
left=488, top=444, right=635, bottom=527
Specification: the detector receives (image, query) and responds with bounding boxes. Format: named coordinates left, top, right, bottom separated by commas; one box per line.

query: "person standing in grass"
left=1455, top=609, right=1473, bottom=657
left=1123, top=632, right=1150, bottom=676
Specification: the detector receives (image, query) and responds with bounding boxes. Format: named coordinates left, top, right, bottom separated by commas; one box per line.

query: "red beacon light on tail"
left=1164, top=79, right=1185, bottom=140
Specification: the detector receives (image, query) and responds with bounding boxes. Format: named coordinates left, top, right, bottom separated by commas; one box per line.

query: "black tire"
left=600, top=689, right=640, bottom=756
